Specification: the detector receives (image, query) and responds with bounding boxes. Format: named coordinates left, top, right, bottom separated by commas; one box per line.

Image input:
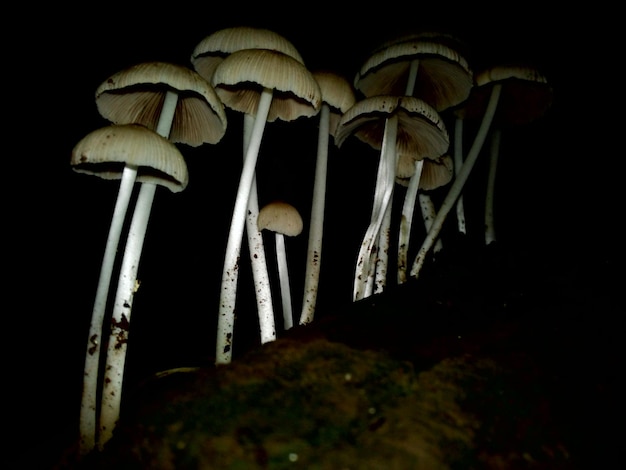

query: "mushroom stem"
left=79, top=163, right=137, bottom=456
left=216, top=87, right=274, bottom=365
left=419, top=192, right=443, bottom=254
left=397, top=159, right=424, bottom=284
left=410, top=83, right=502, bottom=279
left=454, top=117, right=467, bottom=235
left=98, top=89, right=179, bottom=449
left=243, top=113, right=276, bottom=344
left=353, top=113, right=398, bottom=301
left=99, top=180, right=156, bottom=449
left=300, top=103, right=330, bottom=325
left=484, top=127, right=501, bottom=245
left=275, top=232, right=294, bottom=329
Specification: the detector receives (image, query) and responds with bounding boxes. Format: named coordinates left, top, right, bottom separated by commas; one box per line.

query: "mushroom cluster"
left=71, top=25, right=552, bottom=462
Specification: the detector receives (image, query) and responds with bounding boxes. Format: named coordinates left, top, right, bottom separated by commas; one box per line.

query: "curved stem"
left=243, top=113, right=275, bottom=344
left=410, top=83, right=502, bottom=279
left=216, top=88, right=273, bottom=365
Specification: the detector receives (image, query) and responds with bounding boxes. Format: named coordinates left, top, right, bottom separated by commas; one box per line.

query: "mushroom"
left=211, top=48, right=321, bottom=364
left=258, top=201, right=304, bottom=330
left=191, top=26, right=307, bottom=347
left=395, top=153, right=454, bottom=283
left=410, top=64, right=552, bottom=278
left=71, top=124, right=189, bottom=453
left=454, top=64, right=553, bottom=245
left=335, top=95, right=448, bottom=300
left=299, top=70, right=355, bottom=326
left=84, top=61, right=226, bottom=452
left=346, top=32, right=469, bottom=298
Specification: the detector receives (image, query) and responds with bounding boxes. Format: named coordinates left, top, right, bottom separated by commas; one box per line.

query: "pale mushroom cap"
left=211, top=48, right=322, bottom=122
left=257, top=201, right=303, bottom=237
left=191, top=26, right=305, bottom=83
left=453, top=64, right=553, bottom=126
left=334, top=95, right=449, bottom=160
left=313, top=70, right=357, bottom=137
left=354, top=38, right=473, bottom=111
left=71, top=124, right=189, bottom=192
left=395, top=153, right=454, bottom=190
left=95, top=61, right=227, bottom=147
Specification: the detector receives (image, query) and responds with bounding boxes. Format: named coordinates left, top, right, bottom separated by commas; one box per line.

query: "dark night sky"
left=8, top=4, right=622, bottom=467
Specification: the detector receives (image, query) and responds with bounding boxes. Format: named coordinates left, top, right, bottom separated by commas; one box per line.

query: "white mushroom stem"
left=353, top=59, right=420, bottom=300
left=79, top=163, right=136, bottom=457
left=418, top=192, right=443, bottom=254
left=353, top=114, right=398, bottom=301
left=410, top=84, right=502, bottom=279
left=98, top=90, right=178, bottom=450
left=397, top=159, right=424, bottom=284
left=484, top=127, right=501, bottom=245
left=300, top=103, right=330, bottom=325
left=454, top=117, right=467, bottom=235
left=216, top=88, right=273, bottom=365
left=373, top=199, right=392, bottom=295
left=243, top=113, right=276, bottom=343
left=275, top=232, right=294, bottom=329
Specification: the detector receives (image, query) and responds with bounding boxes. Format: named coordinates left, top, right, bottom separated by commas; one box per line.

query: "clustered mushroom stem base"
left=216, top=87, right=274, bottom=365
left=410, top=83, right=502, bottom=279
left=353, top=113, right=398, bottom=301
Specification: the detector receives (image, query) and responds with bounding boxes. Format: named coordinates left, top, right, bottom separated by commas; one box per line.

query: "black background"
left=7, top=3, right=621, bottom=467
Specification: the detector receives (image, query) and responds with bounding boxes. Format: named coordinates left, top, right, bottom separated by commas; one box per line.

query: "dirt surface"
left=53, top=241, right=621, bottom=469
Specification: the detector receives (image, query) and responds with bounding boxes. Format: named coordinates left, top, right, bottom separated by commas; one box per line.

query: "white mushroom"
left=258, top=201, right=304, bottom=330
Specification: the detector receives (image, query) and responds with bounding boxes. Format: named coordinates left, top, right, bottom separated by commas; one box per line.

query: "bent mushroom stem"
left=397, top=159, right=424, bottom=284
left=410, top=83, right=502, bottom=279
left=243, top=113, right=275, bottom=344
left=454, top=117, right=467, bottom=235
left=216, top=88, right=273, bottom=365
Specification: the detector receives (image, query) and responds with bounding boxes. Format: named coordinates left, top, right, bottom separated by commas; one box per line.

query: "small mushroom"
left=258, top=201, right=304, bottom=331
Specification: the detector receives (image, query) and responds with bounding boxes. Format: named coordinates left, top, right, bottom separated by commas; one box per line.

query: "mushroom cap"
left=71, top=124, right=189, bottom=192
left=211, top=48, right=322, bottom=122
left=257, top=201, right=303, bottom=237
left=354, top=35, right=473, bottom=111
left=334, top=95, right=449, bottom=160
left=191, top=26, right=305, bottom=83
left=312, top=70, right=357, bottom=137
left=95, top=61, right=227, bottom=147
left=395, top=153, right=454, bottom=190
left=453, top=64, right=553, bottom=127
